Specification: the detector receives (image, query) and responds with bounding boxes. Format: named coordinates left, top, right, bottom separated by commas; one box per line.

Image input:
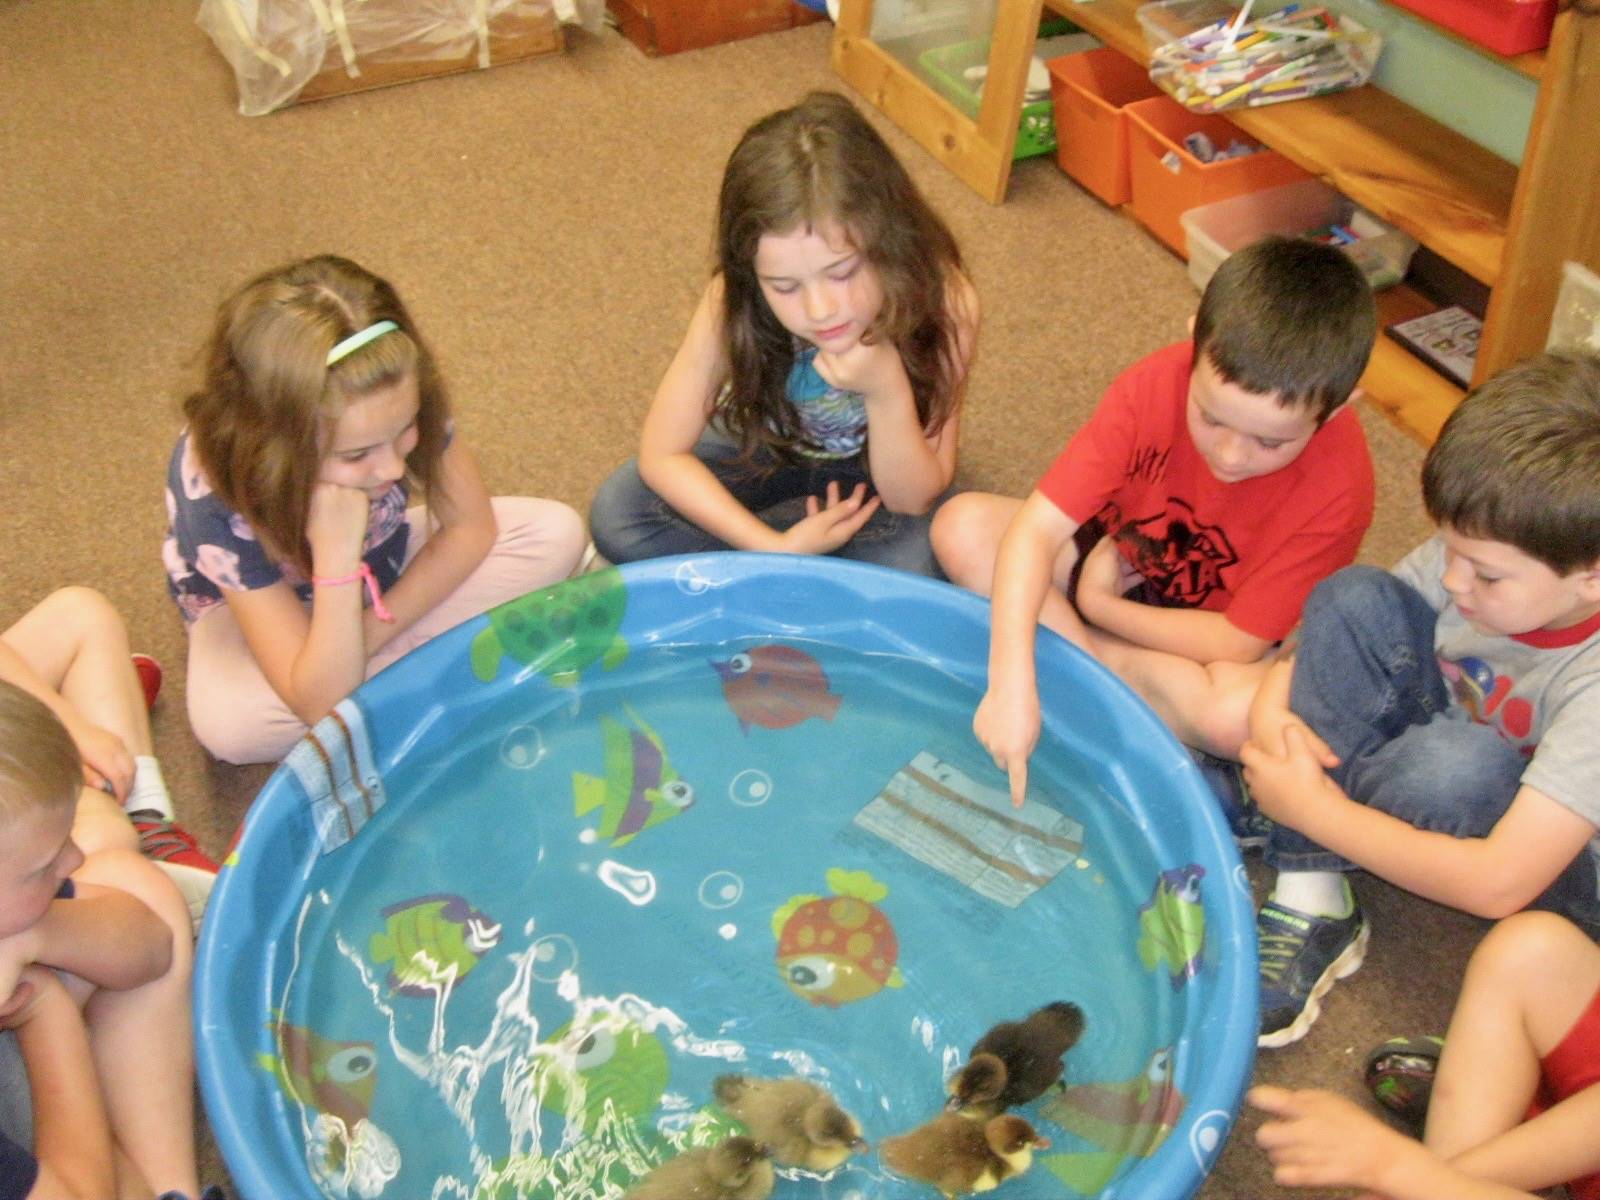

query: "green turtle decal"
left=471, top=568, right=628, bottom=686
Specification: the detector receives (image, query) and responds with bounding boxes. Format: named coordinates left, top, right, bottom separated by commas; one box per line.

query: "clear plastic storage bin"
left=1138, top=0, right=1381, bottom=114
left=1180, top=178, right=1419, bottom=291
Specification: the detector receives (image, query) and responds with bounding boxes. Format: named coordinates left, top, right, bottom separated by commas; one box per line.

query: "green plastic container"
left=918, top=23, right=1091, bottom=160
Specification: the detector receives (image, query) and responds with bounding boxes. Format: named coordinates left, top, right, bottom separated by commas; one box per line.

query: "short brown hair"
left=1193, top=236, right=1376, bottom=422
left=1424, top=353, right=1600, bottom=573
left=0, top=682, right=81, bottom=824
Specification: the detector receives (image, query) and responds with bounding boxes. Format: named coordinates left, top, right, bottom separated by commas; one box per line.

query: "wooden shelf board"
left=1045, top=0, right=1517, bottom=285
left=1362, top=284, right=1466, bottom=445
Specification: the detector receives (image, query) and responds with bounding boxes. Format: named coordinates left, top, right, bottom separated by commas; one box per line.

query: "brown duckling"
left=947, top=1001, right=1085, bottom=1117
left=713, top=1074, right=868, bottom=1172
left=624, top=1135, right=775, bottom=1200
left=880, top=1112, right=1049, bottom=1197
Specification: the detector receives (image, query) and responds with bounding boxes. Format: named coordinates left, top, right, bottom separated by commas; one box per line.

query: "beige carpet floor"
left=1, top=3, right=1486, bottom=1196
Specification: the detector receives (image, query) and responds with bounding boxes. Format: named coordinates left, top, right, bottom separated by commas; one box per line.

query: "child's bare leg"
left=72, top=848, right=199, bottom=1197
left=1428, top=912, right=1600, bottom=1162
left=1, top=586, right=150, bottom=755
left=933, top=492, right=1090, bottom=639
left=1094, top=640, right=1271, bottom=757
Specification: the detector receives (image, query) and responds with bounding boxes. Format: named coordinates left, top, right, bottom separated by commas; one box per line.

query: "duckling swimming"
left=947, top=1001, right=1085, bottom=1117
left=880, top=1112, right=1049, bottom=1197
left=624, top=1135, right=774, bottom=1200
left=713, top=1074, right=867, bottom=1172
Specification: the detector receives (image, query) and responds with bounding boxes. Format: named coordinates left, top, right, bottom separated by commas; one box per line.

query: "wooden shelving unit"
left=834, top=0, right=1600, bottom=445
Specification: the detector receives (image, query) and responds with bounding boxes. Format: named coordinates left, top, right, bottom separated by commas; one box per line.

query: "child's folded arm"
left=1448, top=1080, right=1600, bottom=1193
left=1243, top=736, right=1593, bottom=918
left=28, top=885, right=173, bottom=991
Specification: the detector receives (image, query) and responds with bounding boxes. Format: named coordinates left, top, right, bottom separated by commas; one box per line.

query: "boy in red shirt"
left=933, top=237, right=1376, bottom=806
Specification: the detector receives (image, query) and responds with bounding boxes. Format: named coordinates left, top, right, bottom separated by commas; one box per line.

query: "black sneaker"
left=1363, top=1035, right=1443, bottom=1130
left=1257, top=890, right=1369, bottom=1048
left=1188, top=747, right=1272, bottom=850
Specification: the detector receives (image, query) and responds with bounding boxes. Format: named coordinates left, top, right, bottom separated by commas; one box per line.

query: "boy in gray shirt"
left=1239, top=353, right=1600, bottom=1048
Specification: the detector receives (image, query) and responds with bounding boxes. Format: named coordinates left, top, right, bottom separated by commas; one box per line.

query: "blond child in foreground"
left=0, top=681, right=219, bottom=1200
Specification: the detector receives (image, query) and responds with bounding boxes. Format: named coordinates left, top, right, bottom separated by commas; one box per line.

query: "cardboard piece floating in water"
left=855, top=752, right=1084, bottom=907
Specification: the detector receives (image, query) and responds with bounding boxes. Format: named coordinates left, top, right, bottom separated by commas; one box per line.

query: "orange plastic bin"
left=1047, top=48, right=1165, bottom=207
left=1124, top=95, right=1311, bottom=257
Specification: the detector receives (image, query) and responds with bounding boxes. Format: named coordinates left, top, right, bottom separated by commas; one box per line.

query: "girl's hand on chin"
left=307, top=481, right=372, bottom=572
left=814, top=339, right=900, bottom=398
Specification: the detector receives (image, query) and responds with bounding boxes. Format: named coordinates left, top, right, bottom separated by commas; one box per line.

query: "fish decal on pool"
left=1136, top=865, right=1206, bottom=989
left=470, top=567, right=628, bottom=686
left=257, top=1018, right=379, bottom=1133
left=537, top=1017, right=671, bottom=1134
left=1042, top=1047, right=1185, bottom=1158
left=854, top=751, right=1085, bottom=908
left=771, top=867, right=903, bottom=1007
left=710, top=643, right=842, bottom=732
left=367, top=893, right=503, bottom=997
left=573, top=706, right=694, bottom=847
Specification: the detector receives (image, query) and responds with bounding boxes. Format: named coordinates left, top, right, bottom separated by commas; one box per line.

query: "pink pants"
left=186, top=496, right=586, bottom=764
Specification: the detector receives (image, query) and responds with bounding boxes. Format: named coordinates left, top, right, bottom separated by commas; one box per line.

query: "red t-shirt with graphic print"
left=1036, top=341, right=1374, bottom=643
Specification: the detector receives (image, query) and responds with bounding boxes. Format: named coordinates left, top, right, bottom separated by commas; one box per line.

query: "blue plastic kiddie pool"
left=196, top=554, right=1256, bottom=1200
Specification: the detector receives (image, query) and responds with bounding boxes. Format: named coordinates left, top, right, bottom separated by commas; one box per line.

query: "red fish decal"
left=711, top=644, right=842, bottom=733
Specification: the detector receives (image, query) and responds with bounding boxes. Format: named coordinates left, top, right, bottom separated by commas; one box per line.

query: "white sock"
left=1270, top=871, right=1351, bottom=918
left=126, top=756, right=175, bottom=821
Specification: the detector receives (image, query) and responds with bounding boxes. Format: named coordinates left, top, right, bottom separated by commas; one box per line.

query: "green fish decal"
left=573, top=706, right=694, bottom=846
left=537, top=1018, right=671, bottom=1134
left=470, top=568, right=628, bottom=686
left=368, top=893, right=502, bottom=997
left=1136, top=865, right=1206, bottom=989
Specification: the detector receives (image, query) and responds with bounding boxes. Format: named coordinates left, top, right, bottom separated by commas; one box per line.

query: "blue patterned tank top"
left=787, top=345, right=867, bottom=460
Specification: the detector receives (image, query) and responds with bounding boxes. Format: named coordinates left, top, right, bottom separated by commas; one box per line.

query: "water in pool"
left=269, top=636, right=1200, bottom=1200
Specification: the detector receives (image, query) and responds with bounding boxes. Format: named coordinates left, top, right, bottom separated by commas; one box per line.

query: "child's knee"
left=39, top=585, right=127, bottom=644
left=71, top=786, right=140, bottom=856
left=1475, top=910, right=1590, bottom=980
left=1303, top=565, right=1398, bottom=627
left=78, top=849, right=194, bottom=968
left=930, top=496, right=995, bottom=584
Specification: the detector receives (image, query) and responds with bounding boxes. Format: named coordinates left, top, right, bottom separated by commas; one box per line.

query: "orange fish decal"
left=771, top=867, right=903, bottom=1007
left=711, top=644, right=842, bottom=733
left=258, top=1018, right=378, bottom=1131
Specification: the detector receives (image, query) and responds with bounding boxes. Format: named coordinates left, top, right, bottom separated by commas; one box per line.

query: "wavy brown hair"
left=715, top=91, right=965, bottom=467
left=182, top=255, right=450, bottom=576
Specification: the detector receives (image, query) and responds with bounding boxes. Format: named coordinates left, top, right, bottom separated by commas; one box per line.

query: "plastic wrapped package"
left=198, top=0, right=604, bottom=116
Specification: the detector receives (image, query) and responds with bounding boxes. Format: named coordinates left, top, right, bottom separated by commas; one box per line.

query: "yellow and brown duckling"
left=880, top=1112, right=1049, bottom=1197
left=713, top=1074, right=868, bottom=1172
left=947, top=1001, right=1085, bottom=1117
left=624, top=1135, right=775, bottom=1200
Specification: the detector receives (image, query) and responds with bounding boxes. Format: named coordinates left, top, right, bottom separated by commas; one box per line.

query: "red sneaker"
left=130, top=810, right=218, bottom=933
left=132, top=654, right=163, bottom=710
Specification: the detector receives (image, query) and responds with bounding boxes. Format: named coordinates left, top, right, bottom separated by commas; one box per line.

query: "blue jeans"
left=1271, top=567, right=1598, bottom=932
left=588, top=428, right=953, bottom=578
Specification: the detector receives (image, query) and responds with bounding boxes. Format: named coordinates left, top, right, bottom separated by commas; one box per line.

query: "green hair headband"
left=326, top=320, right=399, bottom=367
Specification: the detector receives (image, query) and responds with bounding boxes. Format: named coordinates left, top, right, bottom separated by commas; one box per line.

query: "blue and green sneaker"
left=1257, top=887, right=1369, bottom=1048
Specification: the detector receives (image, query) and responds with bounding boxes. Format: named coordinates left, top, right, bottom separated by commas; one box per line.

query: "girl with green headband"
left=163, top=254, right=586, bottom=764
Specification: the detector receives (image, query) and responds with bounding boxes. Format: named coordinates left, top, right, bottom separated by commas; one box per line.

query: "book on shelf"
left=1385, top=306, right=1482, bottom=388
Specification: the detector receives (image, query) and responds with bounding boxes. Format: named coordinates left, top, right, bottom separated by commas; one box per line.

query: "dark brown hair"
left=1424, top=352, right=1600, bottom=572
left=1193, top=236, right=1376, bottom=422
left=183, top=255, right=450, bottom=575
left=715, top=92, right=965, bottom=466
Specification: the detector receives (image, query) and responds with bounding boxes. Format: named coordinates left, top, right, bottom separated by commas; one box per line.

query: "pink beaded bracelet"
left=310, top=562, right=395, bottom=623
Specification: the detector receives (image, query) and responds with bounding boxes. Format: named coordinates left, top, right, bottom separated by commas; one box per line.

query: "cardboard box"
left=609, top=0, right=824, bottom=56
